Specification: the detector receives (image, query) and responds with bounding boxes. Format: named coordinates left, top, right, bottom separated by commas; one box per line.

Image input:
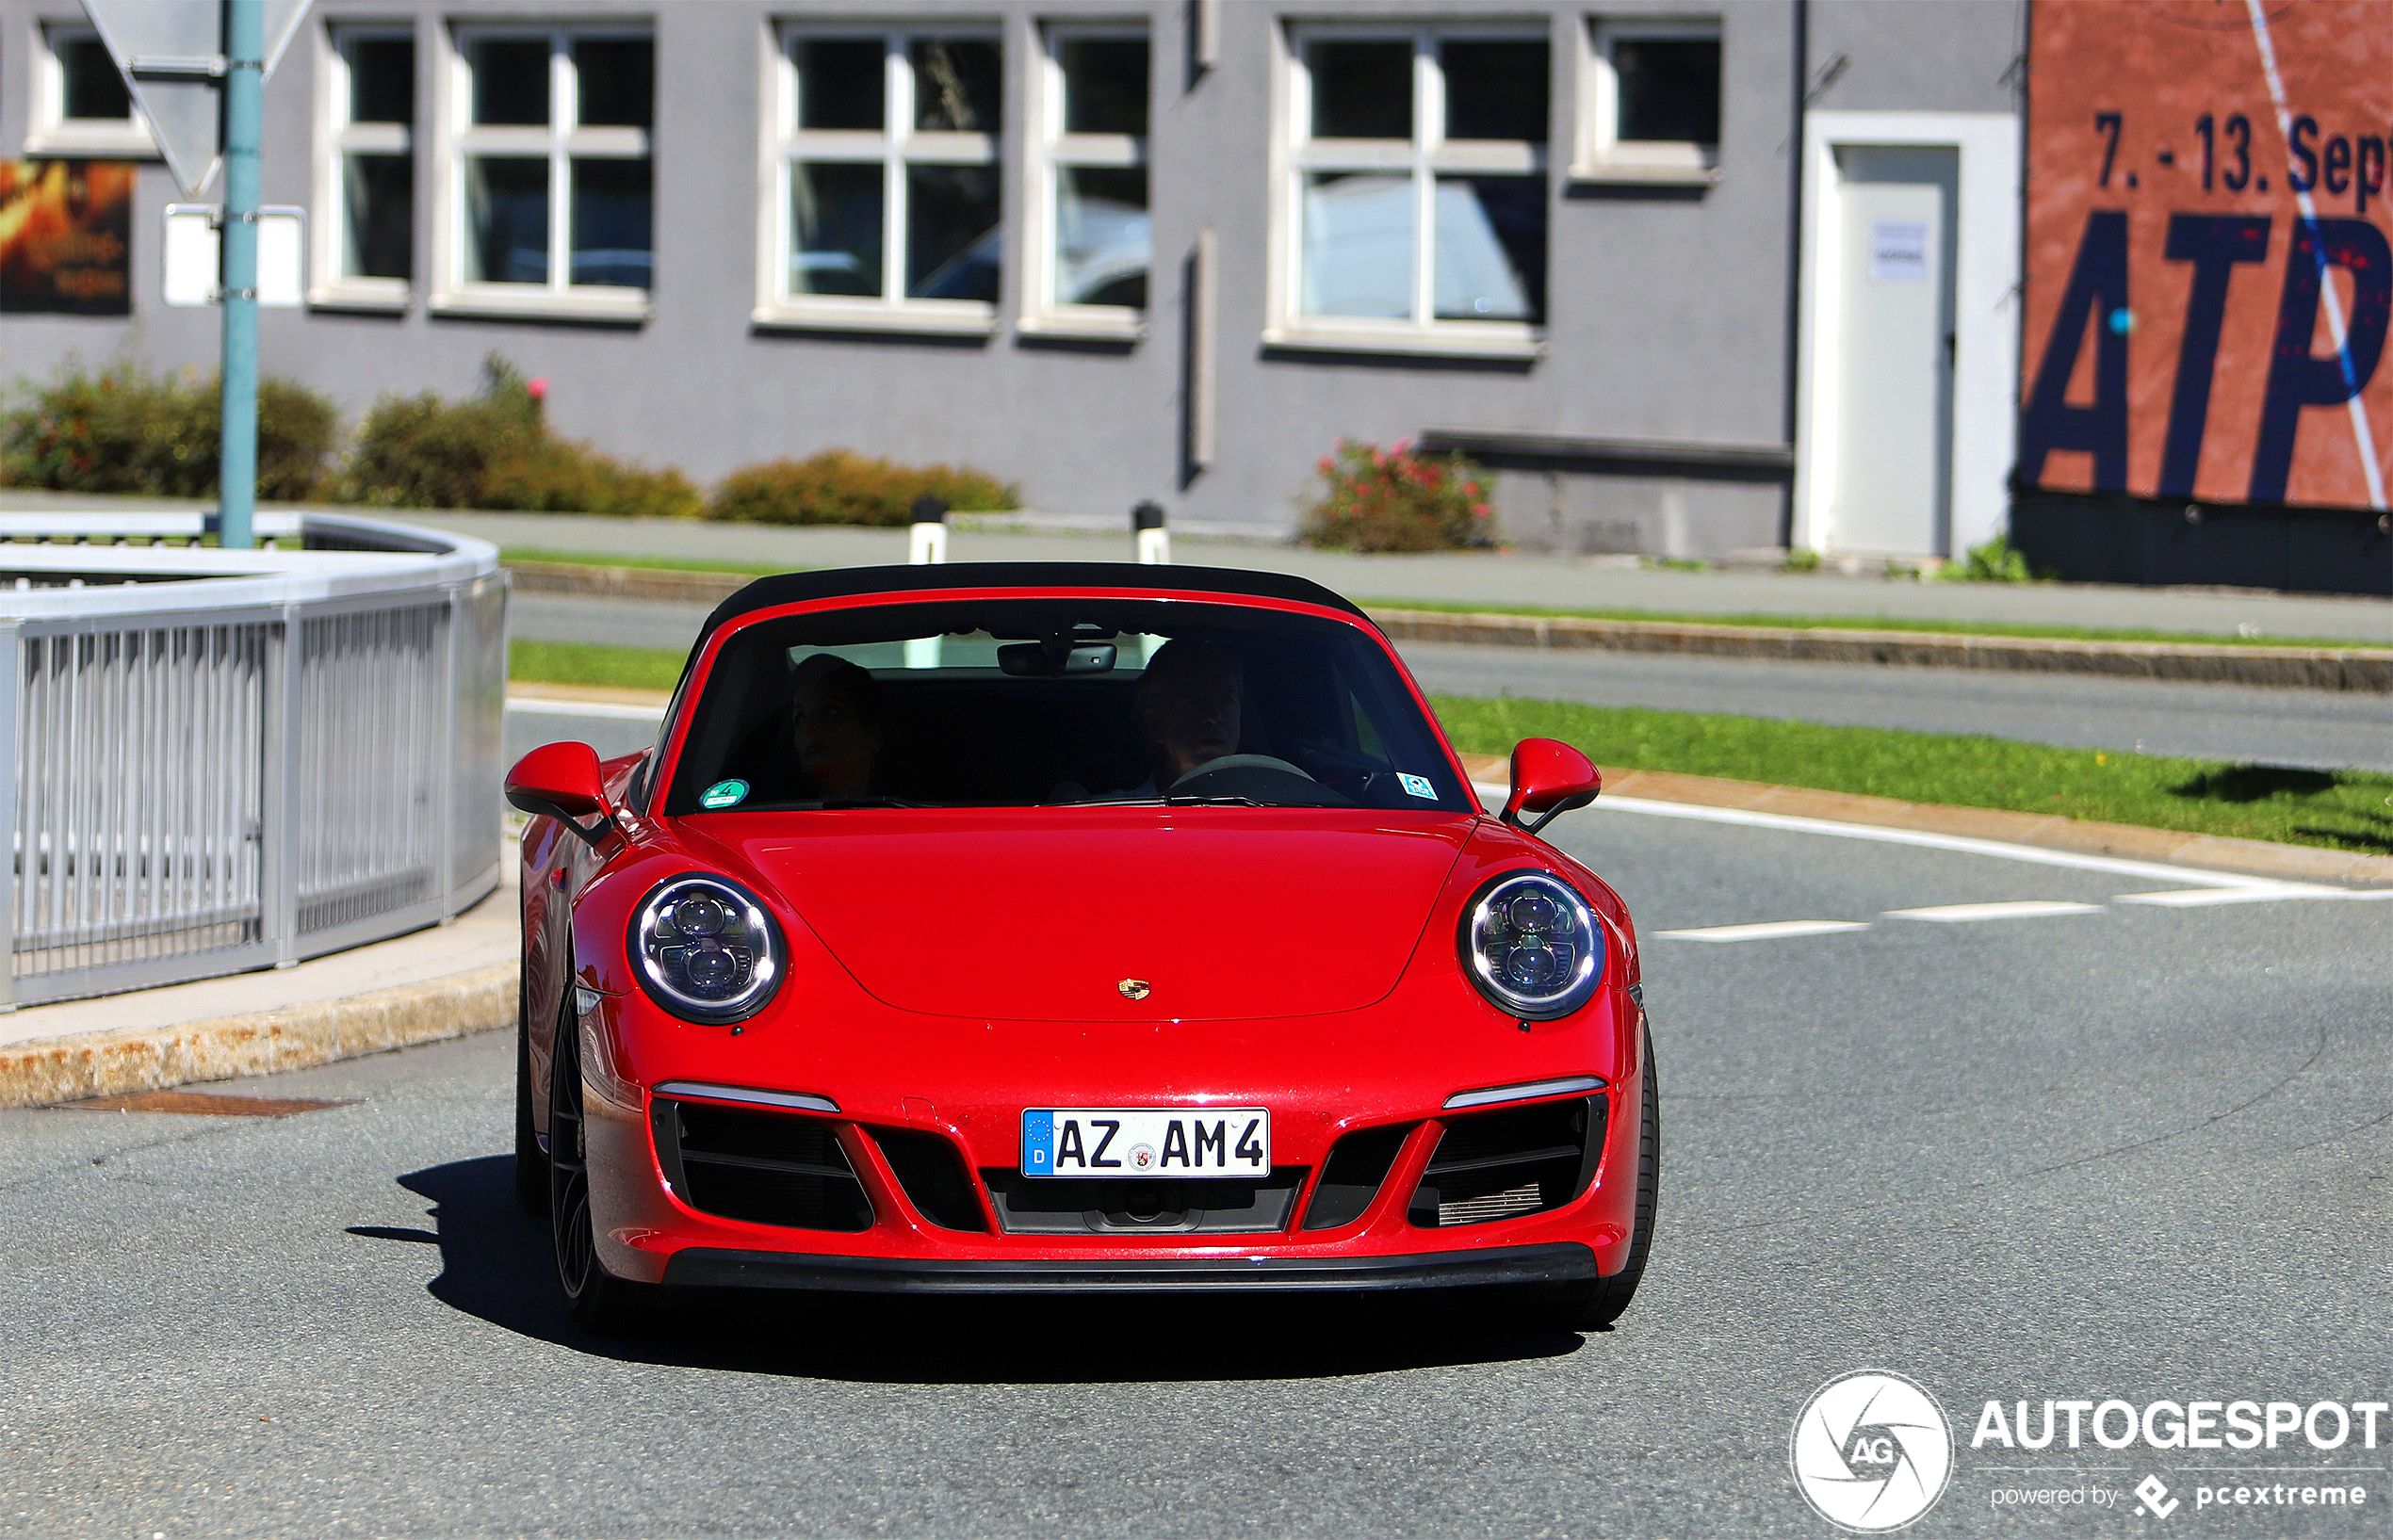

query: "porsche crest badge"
left=1117, top=978, right=1152, bottom=1000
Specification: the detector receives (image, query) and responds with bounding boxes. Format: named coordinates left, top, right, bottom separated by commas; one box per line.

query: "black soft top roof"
left=695, top=561, right=1370, bottom=650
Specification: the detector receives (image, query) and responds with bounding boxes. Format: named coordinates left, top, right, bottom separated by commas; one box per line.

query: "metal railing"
left=0, top=511, right=508, bottom=1007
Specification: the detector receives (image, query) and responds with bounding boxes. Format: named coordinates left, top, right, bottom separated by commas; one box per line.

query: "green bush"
left=1297, top=438, right=1493, bottom=552
left=342, top=352, right=701, bottom=517
left=705, top=450, right=1018, bottom=527
left=0, top=357, right=338, bottom=501
left=1937, top=534, right=2035, bottom=583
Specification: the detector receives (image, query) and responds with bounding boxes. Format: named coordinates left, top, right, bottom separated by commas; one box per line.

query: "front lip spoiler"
left=661, top=1241, right=1598, bottom=1295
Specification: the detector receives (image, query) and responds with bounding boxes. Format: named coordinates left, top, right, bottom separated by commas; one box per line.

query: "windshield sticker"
left=699, top=779, right=749, bottom=810
left=1397, top=772, right=1438, bottom=800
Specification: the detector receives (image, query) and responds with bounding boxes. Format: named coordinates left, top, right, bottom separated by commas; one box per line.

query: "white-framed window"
left=27, top=24, right=154, bottom=157
left=1577, top=18, right=1720, bottom=182
left=317, top=24, right=416, bottom=303
left=441, top=24, right=653, bottom=314
left=766, top=24, right=1002, bottom=332
left=1025, top=24, right=1149, bottom=334
left=1276, top=24, right=1550, bottom=355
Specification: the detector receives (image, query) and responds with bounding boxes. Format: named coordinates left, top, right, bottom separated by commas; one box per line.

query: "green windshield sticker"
left=699, top=779, right=749, bottom=809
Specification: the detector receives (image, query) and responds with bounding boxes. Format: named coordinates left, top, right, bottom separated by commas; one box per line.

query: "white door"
left=1829, top=145, right=1958, bottom=558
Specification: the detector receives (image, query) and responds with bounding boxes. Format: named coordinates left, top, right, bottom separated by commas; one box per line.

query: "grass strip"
left=1432, top=695, right=2392, bottom=856
left=499, top=640, right=2392, bottom=855
left=502, top=547, right=802, bottom=578
left=511, top=639, right=685, bottom=692
left=1367, top=597, right=2382, bottom=652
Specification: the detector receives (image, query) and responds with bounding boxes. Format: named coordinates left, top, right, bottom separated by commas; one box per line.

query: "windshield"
left=661, top=598, right=1473, bottom=815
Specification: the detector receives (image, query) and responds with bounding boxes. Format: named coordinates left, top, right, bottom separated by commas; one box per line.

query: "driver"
left=788, top=653, right=882, bottom=800
left=1135, top=640, right=1243, bottom=790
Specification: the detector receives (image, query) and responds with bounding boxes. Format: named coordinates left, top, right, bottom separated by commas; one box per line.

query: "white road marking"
left=1472, top=782, right=2309, bottom=893
left=507, top=696, right=667, bottom=721
left=1653, top=920, right=1873, bottom=943
left=2115, top=886, right=2353, bottom=908
left=1884, top=900, right=2107, bottom=923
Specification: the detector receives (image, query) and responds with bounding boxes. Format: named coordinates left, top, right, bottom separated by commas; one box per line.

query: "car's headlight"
left=1459, top=871, right=1603, bottom=1020
left=628, top=875, right=782, bottom=1024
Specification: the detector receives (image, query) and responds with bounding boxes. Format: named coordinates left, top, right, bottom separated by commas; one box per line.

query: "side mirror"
left=506, top=741, right=614, bottom=849
left=1501, top=738, right=1601, bottom=835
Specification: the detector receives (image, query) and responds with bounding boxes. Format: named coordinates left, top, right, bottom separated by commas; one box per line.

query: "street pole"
left=218, top=0, right=263, bottom=550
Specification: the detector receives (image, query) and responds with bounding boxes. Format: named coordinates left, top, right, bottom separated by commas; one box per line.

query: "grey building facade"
left=3, top=0, right=2025, bottom=559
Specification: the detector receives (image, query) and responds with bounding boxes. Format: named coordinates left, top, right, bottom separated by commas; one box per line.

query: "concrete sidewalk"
left=0, top=860, right=518, bottom=1109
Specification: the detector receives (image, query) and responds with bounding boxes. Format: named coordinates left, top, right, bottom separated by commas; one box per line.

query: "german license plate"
left=1019, top=1108, right=1270, bottom=1178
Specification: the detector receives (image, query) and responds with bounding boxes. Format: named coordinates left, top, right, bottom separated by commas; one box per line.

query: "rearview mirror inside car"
left=997, top=641, right=1117, bottom=676
left=506, top=741, right=614, bottom=849
left=1502, top=738, right=1601, bottom=835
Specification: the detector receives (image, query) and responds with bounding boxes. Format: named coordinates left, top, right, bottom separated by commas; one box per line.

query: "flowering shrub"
left=1297, top=438, right=1493, bottom=552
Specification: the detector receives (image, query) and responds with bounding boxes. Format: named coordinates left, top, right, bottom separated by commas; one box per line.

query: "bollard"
left=905, top=495, right=947, bottom=668
left=1132, top=500, right=1170, bottom=564
left=907, top=495, right=949, bottom=564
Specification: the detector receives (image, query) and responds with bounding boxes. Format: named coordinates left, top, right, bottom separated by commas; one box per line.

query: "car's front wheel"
left=1531, top=1023, right=1659, bottom=1333
left=547, top=986, right=655, bottom=1335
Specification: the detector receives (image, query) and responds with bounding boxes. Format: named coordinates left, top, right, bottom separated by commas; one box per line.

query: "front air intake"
left=1407, top=1096, right=1604, bottom=1228
left=653, top=1098, right=874, bottom=1231
left=1301, top=1123, right=1417, bottom=1230
left=868, top=1127, right=988, bottom=1232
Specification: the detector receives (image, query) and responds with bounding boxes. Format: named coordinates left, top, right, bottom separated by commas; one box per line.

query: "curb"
left=512, top=559, right=750, bottom=606
left=0, top=962, right=515, bottom=1110
left=1456, top=755, right=2393, bottom=886
left=1374, top=609, right=2391, bottom=692
left=505, top=560, right=2391, bottom=692
left=8, top=754, right=2378, bottom=1110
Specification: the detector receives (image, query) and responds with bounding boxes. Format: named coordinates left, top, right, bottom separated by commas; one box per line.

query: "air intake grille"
left=653, top=1098, right=873, bottom=1231
left=981, top=1168, right=1306, bottom=1235
left=1301, top=1123, right=1417, bottom=1230
left=1408, top=1096, right=1604, bottom=1228
left=868, top=1127, right=987, bottom=1232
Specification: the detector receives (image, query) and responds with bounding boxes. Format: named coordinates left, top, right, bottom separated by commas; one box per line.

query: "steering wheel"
left=1174, top=754, right=1315, bottom=787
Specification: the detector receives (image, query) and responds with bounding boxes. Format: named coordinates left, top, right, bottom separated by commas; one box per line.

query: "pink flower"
left=527, top=377, right=549, bottom=401
left=1318, top=456, right=1334, bottom=474
left=1392, top=437, right=1412, bottom=456
left=1472, top=503, right=1490, bottom=518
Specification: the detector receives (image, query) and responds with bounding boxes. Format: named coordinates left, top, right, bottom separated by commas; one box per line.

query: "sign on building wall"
left=0, top=161, right=135, bottom=316
left=2020, top=0, right=2390, bottom=513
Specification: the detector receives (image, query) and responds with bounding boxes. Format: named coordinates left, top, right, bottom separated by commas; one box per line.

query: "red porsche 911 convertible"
left=505, top=564, right=1656, bottom=1333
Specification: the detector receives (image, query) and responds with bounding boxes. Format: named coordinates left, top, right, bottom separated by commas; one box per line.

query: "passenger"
left=1135, top=640, right=1243, bottom=791
left=788, top=653, right=882, bottom=800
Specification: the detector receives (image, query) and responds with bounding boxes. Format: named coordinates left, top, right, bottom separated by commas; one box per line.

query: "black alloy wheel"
left=513, top=970, right=548, bottom=1216
left=1534, top=1022, right=1660, bottom=1333
left=547, top=983, right=654, bottom=1334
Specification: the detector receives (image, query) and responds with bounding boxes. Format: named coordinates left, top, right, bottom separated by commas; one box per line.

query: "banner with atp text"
left=2020, top=0, right=2391, bottom=513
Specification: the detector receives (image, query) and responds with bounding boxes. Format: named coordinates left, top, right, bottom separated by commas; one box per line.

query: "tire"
left=1532, top=1023, right=1660, bottom=1333
left=547, top=985, right=656, bottom=1335
left=513, top=970, right=549, bottom=1217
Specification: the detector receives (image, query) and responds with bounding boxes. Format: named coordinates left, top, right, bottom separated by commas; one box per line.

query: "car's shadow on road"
left=378, top=1155, right=1589, bottom=1384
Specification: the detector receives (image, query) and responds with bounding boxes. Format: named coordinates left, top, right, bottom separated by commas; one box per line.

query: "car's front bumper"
left=569, top=968, right=1648, bottom=1290
left=662, top=1241, right=1600, bottom=1294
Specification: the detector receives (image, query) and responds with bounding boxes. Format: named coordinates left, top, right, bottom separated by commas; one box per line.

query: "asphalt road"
left=509, top=593, right=2393, bottom=771
left=4, top=805, right=2387, bottom=1537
